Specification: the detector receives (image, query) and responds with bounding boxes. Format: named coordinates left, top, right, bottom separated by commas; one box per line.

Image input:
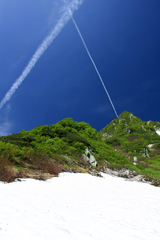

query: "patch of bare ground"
left=15, top=164, right=88, bottom=181
left=15, top=169, right=58, bottom=181
left=151, top=148, right=160, bottom=155
left=112, top=146, right=131, bottom=158
left=0, top=154, right=63, bottom=182
left=127, top=135, right=139, bottom=142
left=15, top=160, right=63, bottom=181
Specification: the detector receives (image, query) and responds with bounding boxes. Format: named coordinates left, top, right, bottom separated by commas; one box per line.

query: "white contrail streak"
left=65, top=1, right=118, bottom=118
left=72, top=17, right=119, bottom=118
left=0, top=0, right=84, bottom=110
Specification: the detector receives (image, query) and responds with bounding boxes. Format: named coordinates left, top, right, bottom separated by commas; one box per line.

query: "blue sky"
left=0, top=0, right=160, bottom=136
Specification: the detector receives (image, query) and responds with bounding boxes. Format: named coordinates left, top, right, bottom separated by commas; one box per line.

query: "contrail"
left=65, top=1, right=118, bottom=118
left=0, top=0, right=84, bottom=110
left=72, top=18, right=118, bottom=118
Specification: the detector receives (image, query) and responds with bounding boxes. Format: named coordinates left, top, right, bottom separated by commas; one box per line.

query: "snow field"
left=0, top=173, right=160, bottom=240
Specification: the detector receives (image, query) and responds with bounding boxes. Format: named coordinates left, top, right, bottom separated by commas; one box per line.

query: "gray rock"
left=141, top=148, right=150, bottom=158
left=118, top=169, right=130, bottom=178
left=129, top=175, right=144, bottom=182
left=101, top=167, right=147, bottom=183
left=133, top=156, right=138, bottom=163
left=126, top=128, right=131, bottom=134
left=148, top=144, right=154, bottom=149
left=102, top=168, right=119, bottom=177
left=102, top=167, right=137, bottom=179
left=82, top=148, right=97, bottom=167
left=118, top=169, right=138, bottom=178
left=88, top=169, right=103, bottom=177
left=102, top=133, right=112, bottom=138
left=119, top=118, right=125, bottom=123
left=130, top=114, right=133, bottom=120
left=63, top=156, right=73, bottom=164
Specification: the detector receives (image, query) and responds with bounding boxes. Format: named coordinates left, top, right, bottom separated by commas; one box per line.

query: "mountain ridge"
left=0, top=111, right=160, bottom=186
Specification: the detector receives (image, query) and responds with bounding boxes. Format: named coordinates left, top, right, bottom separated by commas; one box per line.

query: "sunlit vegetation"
left=101, top=111, right=160, bottom=185
left=0, top=112, right=160, bottom=185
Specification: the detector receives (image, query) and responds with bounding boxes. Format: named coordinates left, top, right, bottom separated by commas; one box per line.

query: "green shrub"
left=106, top=136, right=121, bottom=146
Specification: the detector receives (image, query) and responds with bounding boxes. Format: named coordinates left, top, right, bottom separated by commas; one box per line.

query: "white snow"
left=156, top=130, right=160, bottom=135
left=0, top=173, right=160, bottom=240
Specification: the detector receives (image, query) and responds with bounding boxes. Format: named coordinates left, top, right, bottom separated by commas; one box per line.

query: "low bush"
left=0, top=157, right=15, bottom=182
left=26, top=152, right=62, bottom=175
left=37, top=161, right=62, bottom=175
left=105, top=136, right=121, bottom=146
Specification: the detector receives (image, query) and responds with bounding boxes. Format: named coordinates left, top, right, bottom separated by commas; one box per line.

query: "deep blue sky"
left=0, top=0, right=160, bottom=136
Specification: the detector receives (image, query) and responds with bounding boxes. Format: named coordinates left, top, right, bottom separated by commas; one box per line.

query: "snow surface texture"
left=0, top=173, right=160, bottom=240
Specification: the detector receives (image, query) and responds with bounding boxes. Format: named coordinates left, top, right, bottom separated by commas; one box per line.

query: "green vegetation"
left=101, top=111, right=160, bottom=185
left=0, top=112, right=160, bottom=185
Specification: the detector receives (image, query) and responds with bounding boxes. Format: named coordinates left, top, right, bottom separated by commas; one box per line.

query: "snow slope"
left=0, top=173, right=160, bottom=240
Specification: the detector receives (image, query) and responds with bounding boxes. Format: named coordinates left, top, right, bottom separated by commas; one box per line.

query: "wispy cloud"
left=0, top=0, right=84, bottom=110
left=0, top=120, right=12, bottom=136
left=0, top=105, right=12, bottom=136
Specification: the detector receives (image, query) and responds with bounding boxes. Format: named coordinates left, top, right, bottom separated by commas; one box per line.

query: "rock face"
left=102, top=167, right=138, bottom=178
left=156, top=129, right=160, bottom=135
left=102, top=167, right=144, bottom=182
left=126, top=128, right=131, bottom=134
left=118, top=169, right=137, bottom=178
left=141, top=148, right=150, bottom=158
left=82, top=148, right=97, bottom=167
left=133, top=156, right=138, bottom=165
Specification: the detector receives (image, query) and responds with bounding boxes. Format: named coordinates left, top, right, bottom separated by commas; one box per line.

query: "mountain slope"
left=101, top=111, right=160, bottom=185
left=0, top=112, right=160, bottom=185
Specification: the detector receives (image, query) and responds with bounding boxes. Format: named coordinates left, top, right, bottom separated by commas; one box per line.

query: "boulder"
left=82, top=148, right=97, bottom=167
left=118, top=169, right=137, bottom=178
left=133, top=156, right=138, bottom=163
left=126, top=128, right=131, bottom=134
left=102, top=167, right=137, bottom=179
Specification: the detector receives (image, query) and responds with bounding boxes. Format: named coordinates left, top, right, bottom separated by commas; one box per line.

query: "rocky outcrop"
left=139, top=148, right=150, bottom=158
left=82, top=148, right=97, bottom=167
left=119, top=118, right=125, bottom=123
left=101, top=167, right=145, bottom=182
left=102, top=133, right=112, bottom=138
left=132, top=156, right=138, bottom=165
left=148, top=144, right=154, bottom=149
left=156, top=129, right=160, bottom=135
left=118, top=169, right=137, bottom=178
left=102, top=167, right=138, bottom=178
left=126, top=128, right=131, bottom=134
